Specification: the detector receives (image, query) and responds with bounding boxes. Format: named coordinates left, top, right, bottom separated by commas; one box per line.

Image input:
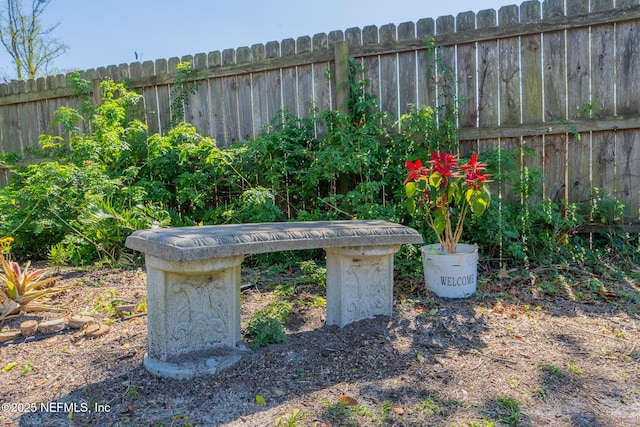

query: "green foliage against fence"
left=1, top=67, right=638, bottom=276
left=1, top=1, right=640, bottom=217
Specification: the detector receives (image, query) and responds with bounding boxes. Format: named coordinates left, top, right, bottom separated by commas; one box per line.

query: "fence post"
left=333, top=40, right=350, bottom=115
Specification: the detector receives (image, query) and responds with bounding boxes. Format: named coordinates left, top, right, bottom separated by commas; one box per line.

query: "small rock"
left=0, top=330, right=21, bottom=342
left=85, top=323, right=110, bottom=338
left=38, top=318, right=66, bottom=334
left=68, top=315, right=96, bottom=329
left=20, top=320, right=39, bottom=336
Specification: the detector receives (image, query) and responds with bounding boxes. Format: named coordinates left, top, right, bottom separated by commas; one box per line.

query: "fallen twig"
left=554, top=320, right=634, bottom=343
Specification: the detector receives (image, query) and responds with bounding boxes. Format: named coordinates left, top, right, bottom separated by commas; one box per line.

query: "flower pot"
left=422, top=243, right=478, bottom=298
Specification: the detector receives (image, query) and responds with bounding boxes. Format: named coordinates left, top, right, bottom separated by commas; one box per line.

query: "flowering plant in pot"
left=404, top=151, right=491, bottom=297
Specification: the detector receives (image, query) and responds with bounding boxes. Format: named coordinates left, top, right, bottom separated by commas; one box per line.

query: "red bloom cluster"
left=405, top=152, right=491, bottom=187
left=460, top=153, right=492, bottom=189
left=404, top=159, right=428, bottom=184
left=429, top=151, right=460, bottom=179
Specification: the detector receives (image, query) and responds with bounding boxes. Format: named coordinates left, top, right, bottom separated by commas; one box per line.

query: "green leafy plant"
left=405, top=152, right=492, bottom=253
left=0, top=77, right=155, bottom=262
left=536, top=363, right=567, bottom=378
left=244, top=314, right=289, bottom=349
left=73, top=199, right=172, bottom=264
left=495, top=395, right=525, bottom=427
left=532, top=386, right=549, bottom=401
left=244, top=299, right=291, bottom=348
left=398, top=104, right=456, bottom=154
left=119, top=382, right=139, bottom=399
left=325, top=401, right=357, bottom=426
left=47, top=242, right=75, bottom=267
left=169, top=62, right=201, bottom=129
left=567, top=357, right=585, bottom=375
left=0, top=254, right=67, bottom=320
left=298, top=260, right=326, bottom=287
left=275, top=407, right=308, bottom=426
left=230, top=187, right=283, bottom=223
left=21, top=362, right=33, bottom=376
left=409, top=397, right=441, bottom=416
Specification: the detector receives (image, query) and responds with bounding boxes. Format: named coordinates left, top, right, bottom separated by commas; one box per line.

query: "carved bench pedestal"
left=325, top=245, right=400, bottom=327
left=143, top=254, right=246, bottom=379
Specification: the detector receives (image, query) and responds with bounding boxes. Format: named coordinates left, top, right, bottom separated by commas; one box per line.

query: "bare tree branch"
left=0, top=0, right=67, bottom=80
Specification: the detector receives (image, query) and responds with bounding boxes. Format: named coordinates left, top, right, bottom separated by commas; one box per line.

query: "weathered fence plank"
left=236, top=47, right=254, bottom=141
left=296, top=36, right=314, bottom=120
left=616, top=130, right=640, bottom=215
left=435, top=16, right=455, bottom=112
left=520, top=1, right=543, bottom=123
left=141, top=61, right=160, bottom=135
left=155, top=59, right=172, bottom=135
left=209, top=76, right=227, bottom=146
left=475, top=8, right=499, bottom=200
left=616, top=20, right=640, bottom=116
left=456, top=11, right=477, bottom=129
left=583, top=0, right=617, bottom=202
left=251, top=67, right=268, bottom=138
left=542, top=0, right=568, bottom=203
left=416, top=18, right=435, bottom=108
left=476, top=9, right=499, bottom=129
left=566, top=1, right=593, bottom=203
left=615, top=13, right=640, bottom=213
left=379, top=24, right=398, bottom=118
left=497, top=5, right=522, bottom=202
left=498, top=6, right=521, bottom=127
left=398, top=22, right=417, bottom=116
left=313, top=33, right=331, bottom=137
left=361, top=25, right=380, bottom=111
left=281, top=38, right=298, bottom=118
left=591, top=130, right=616, bottom=199
left=518, top=2, right=544, bottom=204
left=264, top=41, right=283, bottom=128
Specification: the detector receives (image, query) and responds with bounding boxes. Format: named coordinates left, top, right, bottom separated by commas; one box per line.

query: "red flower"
left=429, top=151, right=459, bottom=178
left=404, top=159, right=428, bottom=184
left=460, top=153, right=492, bottom=189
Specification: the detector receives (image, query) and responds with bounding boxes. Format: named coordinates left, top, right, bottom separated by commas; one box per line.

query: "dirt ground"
left=0, top=261, right=639, bottom=427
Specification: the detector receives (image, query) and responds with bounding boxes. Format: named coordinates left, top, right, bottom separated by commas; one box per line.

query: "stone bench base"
left=126, top=220, right=422, bottom=378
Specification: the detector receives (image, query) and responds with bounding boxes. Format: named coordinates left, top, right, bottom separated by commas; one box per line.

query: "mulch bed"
left=1, top=264, right=639, bottom=426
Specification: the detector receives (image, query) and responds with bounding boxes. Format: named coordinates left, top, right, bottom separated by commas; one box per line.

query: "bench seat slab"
left=126, top=220, right=423, bottom=262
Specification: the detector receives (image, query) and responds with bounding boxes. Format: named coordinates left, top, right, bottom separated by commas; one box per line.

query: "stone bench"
left=125, top=220, right=423, bottom=378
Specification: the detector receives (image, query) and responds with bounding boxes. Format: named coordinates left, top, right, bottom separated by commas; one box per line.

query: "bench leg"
left=324, top=245, right=401, bottom=328
left=142, top=254, right=245, bottom=378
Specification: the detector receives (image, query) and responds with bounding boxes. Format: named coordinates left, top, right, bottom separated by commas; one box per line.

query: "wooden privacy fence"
left=0, top=0, right=639, bottom=219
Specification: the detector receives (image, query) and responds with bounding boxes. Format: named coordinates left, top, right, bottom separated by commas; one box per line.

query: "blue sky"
left=1, top=0, right=514, bottom=80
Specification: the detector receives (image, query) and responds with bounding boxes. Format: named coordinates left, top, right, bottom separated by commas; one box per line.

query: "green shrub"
left=1, top=58, right=637, bottom=278
left=0, top=77, right=165, bottom=262
left=244, top=300, right=291, bottom=348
